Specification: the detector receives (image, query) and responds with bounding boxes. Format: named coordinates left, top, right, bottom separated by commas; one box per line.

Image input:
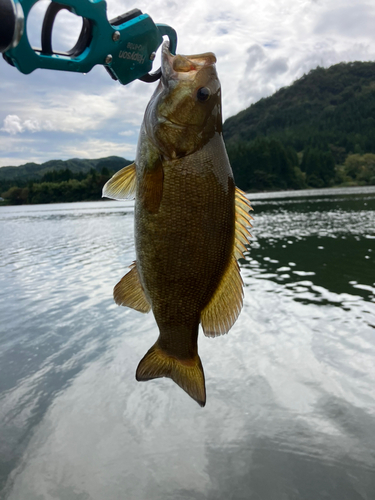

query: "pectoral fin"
left=113, top=262, right=151, bottom=313
left=102, top=162, right=137, bottom=200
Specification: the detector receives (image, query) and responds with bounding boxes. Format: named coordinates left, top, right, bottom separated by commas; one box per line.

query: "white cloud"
left=0, top=157, right=33, bottom=167
left=314, top=2, right=375, bottom=38
left=1, top=115, right=54, bottom=135
left=0, top=133, right=137, bottom=167
left=1, top=115, right=23, bottom=135
left=0, top=79, right=153, bottom=138
left=61, top=138, right=135, bottom=159
left=119, top=130, right=135, bottom=136
left=0, top=135, right=49, bottom=166
left=20, top=92, right=119, bottom=133
left=1, top=0, right=375, bottom=166
left=265, top=58, right=289, bottom=77
left=246, top=45, right=267, bottom=69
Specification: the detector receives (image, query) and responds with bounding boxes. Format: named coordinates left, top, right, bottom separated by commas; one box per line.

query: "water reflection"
left=0, top=188, right=374, bottom=499
left=244, top=236, right=375, bottom=305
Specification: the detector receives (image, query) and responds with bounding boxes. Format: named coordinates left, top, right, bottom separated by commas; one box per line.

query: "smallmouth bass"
left=103, top=43, right=253, bottom=407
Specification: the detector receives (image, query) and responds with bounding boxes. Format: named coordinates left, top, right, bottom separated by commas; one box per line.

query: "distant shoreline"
left=2, top=184, right=375, bottom=208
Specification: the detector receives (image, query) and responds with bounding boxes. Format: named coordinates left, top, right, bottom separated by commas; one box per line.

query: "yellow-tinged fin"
left=200, top=189, right=253, bottom=337
left=201, top=256, right=244, bottom=337
left=235, top=187, right=253, bottom=211
left=136, top=343, right=206, bottom=407
left=113, top=262, right=151, bottom=313
left=102, top=162, right=137, bottom=200
left=235, top=187, right=253, bottom=258
left=234, top=240, right=247, bottom=261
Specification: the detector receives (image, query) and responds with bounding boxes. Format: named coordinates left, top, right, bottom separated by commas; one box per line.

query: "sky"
left=1, top=0, right=375, bottom=167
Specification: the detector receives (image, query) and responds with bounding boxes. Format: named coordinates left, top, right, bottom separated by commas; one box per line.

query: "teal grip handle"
left=3, top=0, right=177, bottom=85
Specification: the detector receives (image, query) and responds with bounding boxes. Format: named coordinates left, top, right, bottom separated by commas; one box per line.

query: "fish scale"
left=136, top=134, right=235, bottom=334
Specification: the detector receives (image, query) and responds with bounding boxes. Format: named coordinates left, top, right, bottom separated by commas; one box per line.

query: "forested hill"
left=2, top=61, right=375, bottom=204
left=0, top=156, right=131, bottom=183
left=0, top=156, right=132, bottom=205
left=223, top=61, right=375, bottom=191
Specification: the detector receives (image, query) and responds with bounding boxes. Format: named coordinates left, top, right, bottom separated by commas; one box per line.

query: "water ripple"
left=0, top=189, right=374, bottom=499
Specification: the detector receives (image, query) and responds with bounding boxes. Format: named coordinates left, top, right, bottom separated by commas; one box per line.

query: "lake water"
left=0, top=186, right=374, bottom=500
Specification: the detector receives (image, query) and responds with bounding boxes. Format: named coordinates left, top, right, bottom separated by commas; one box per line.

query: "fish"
left=103, top=42, right=253, bottom=407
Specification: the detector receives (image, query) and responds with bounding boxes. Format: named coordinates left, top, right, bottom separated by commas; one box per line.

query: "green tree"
left=227, top=137, right=303, bottom=191
left=301, top=148, right=336, bottom=187
left=2, top=186, right=28, bottom=204
left=344, top=153, right=375, bottom=184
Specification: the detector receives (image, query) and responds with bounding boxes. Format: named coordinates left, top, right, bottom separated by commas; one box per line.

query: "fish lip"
left=161, top=42, right=217, bottom=80
left=158, top=115, right=186, bottom=130
left=158, top=114, right=201, bottom=132
left=161, top=42, right=177, bottom=79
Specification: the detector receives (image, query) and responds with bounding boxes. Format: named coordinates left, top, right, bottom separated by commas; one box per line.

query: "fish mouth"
left=157, top=115, right=187, bottom=130
left=161, top=42, right=216, bottom=80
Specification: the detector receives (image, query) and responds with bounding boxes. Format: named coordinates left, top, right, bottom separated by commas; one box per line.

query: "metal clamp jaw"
left=0, top=0, right=177, bottom=85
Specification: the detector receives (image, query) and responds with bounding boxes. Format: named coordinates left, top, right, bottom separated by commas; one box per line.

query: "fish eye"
left=196, top=87, right=211, bottom=102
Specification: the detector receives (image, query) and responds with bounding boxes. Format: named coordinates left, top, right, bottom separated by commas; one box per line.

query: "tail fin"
left=136, top=343, right=206, bottom=407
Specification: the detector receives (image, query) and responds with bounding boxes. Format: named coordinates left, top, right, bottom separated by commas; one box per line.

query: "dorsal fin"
left=113, top=262, right=151, bottom=313
left=234, top=187, right=253, bottom=259
left=200, top=257, right=244, bottom=337
left=200, top=188, right=253, bottom=337
left=102, top=162, right=137, bottom=200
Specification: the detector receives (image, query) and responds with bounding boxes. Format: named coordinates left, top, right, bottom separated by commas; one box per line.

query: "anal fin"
left=114, top=262, right=151, bottom=313
left=102, top=162, right=137, bottom=200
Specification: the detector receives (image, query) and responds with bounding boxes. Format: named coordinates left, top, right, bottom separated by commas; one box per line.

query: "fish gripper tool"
left=0, top=0, right=177, bottom=85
